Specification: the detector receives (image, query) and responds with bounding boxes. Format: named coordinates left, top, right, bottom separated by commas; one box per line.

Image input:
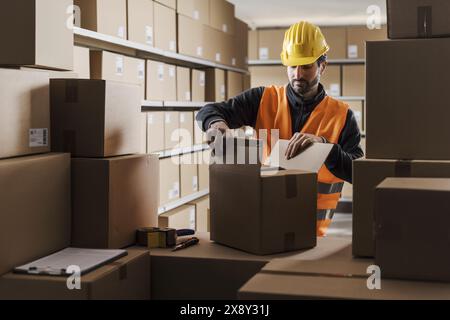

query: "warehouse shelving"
left=158, top=189, right=209, bottom=215
left=248, top=59, right=365, bottom=66
left=74, top=27, right=249, bottom=74
left=142, top=101, right=211, bottom=112
left=157, top=144, right=210, bottom=160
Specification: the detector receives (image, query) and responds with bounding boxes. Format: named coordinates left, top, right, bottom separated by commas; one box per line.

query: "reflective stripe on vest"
left=255, top=85, right=349, bottom=236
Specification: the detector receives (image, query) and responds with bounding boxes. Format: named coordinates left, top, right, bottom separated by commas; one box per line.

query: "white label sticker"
left=157, top=64, right=164, bottom=81
left=259, top=47, right=269, bottom=60
left=115, top=56, right=124, bottom=75
left=138, top=62, right=145, bottom=80
left=148, top=114, right=154, bottom=125
left=173, top=182, right=180, bottom=198
left=222, top=24, right=228, bottom=33
left=232, top=58, right=236, bottom=66
left=29, top=128, right=48, bottom=147
left=193, top=176, right=198, bottom=190
left=118, top=26, right=125, bottom=39
left=196, top=46, right=203, bottom=57
left=193, top=10, right=200, bottom=20
left=189, top=208, right=196, bottom=229
left=185, top=91, right=191, bottom=101
left=169, top=66, right=175, bottom=78
left=180, top=113, right=185, bottom=123
left=199, top=72, right=205, bottom=87
left=220, top=85, right=226, bottom=99
left=215, top=53, right=221, bottom=62
left=348, top=45, right=358, bottom=59
left=145, top=26, right=153, bottom=45
left=165, top=113, right=171, bottom=124
left=169, top=40, right=176, bottom=52
left=329, top=84, right=340, bottom=97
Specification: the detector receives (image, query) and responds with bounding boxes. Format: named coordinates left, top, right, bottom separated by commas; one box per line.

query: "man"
left=196, top=21, right=364, bottom=236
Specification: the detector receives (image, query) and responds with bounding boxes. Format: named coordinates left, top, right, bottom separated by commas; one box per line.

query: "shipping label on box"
left=158, top=64, right=165, bottom=81
left=145, top=26, right=154, bottom=45
left=189, top=207, right=196, bottom=230
left=348, top=45, right=358, bottom=59
left=115, top=56, right=124, bottom=75
left=259, top=48, right=269, bottom=60
left=118, top=26, right=125, bottom=39
left=329, top=84, right=340, bottom=97
left=29, top=129, right=49, bottom=147
left=137, top=61, right=145, bottom=80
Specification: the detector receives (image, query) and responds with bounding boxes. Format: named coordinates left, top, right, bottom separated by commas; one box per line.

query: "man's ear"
left=320, top=61, right=328, bottom=75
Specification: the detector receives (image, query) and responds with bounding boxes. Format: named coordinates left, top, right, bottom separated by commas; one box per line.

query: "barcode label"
left=173, top=182, right=180, bottom=198
left=196, top=46, right=203, bottom=57
left=199, top=72, right=205, bottom=87
left=138, top=62, right=145, bottom=80
left=222, top=24, right=228, bottom=33
left=232, top=58, right=236, bottom=66
left=193, top=176, right=198, bottom=190
left=189, top=208, right=196, bottom=230
left=118, top=26, right=125, bottom=39
left=193, top=10, right=200, bottom=20
left=329, top=84, right=340, bottom=97
left=116, top=56, right=124, bottom=75
left=29, top=128, right=48, bottom=147
left=215, top=53, right=221, bottom=62
left=220, top=85, right=226, bottom=99
left=348, top=45, right=358, bottom=59
left=157, top=64, right=164, bottom=81
left=259, top=47, right=269, bottom=60
left=145, top=26, right=153, bottom=45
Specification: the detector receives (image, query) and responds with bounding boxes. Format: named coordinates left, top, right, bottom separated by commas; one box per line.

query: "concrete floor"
left=326, top=213, right=352, bottom=238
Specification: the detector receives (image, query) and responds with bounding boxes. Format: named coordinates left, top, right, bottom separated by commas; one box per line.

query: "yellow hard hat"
left=281, top=21, right=329, bottom=67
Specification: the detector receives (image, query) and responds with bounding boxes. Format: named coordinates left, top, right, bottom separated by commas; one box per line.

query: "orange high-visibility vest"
left=255, top=85, right=349, bottom=237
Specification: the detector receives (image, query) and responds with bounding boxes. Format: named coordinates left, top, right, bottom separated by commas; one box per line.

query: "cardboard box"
left=204, top=26, right=228, bottom=64
left=353, top=158, right=450, bottom=257
left=210, top=0, right=235, bottom=34
left=227, top=71, right=244, bottom=99
left=177, top=0, right=209, bottom=26
left=159, top=157, right=180, bottom=206
left=367, top=39, right=450, bottom=160
left=192, top=69, right=206, bottom=101
left=74, top=46, right=90, bottom=79
left=177, top=15, right=206, bottom=59
left=159, top=205, right=196, bottom=230
left=75, top=0, right=127, bottom=39
left=320, top=26, right=347, bottom=59
left=0, top=153, right=71, bottom=276
left=177, top=66, right=191, bottom=102
left=179, top=112, right=194, bottom=148
left=0, top=248, right=150, bottom=300
left=150, top=232, right=352, bottom=299
left=154, top=2, right=177, bottom=52
left=321, top=65, right=341, bottom=97
left=243, top=74, right=251, bottom=91
left=210, top=162, right=317, bottom=255
left=342, top=65, right=365, bottom=97
left=387, top=0, right=450, bottom=39
left=375, top=178, right=450, bottom=282
left=198, top=149, right=211, bottom=190
left=164, top=112, right=180, bottom=149
left=0, top=68, right=50, bottom=159
left=249, top=66, right=287, bottom=87
left=147, top=112, right=165, bottom=153
left=190, top=196, right=210, bottom=232
left=127, top=0, right=154, bottom=46
left=248, top=30, right=258, bottom=61
left=180, top=152, right=199, bottom=197
left=50, top=79, right=141, bottom=158
left=71, top=154, right=158, bottom=249
left=205, top=68, right=226, bottom=102
left=258, top=29, right=285, bottom=60
left=146, top=60, right=177, bottom=101
left=343, top=99, right=364, bottom=131
left=346, top=25, right=387, bottom=59
left=0, top=0, right=73, bottom=70
left=155, top=0, right=176, bottom=9
left=234, top=18, right=249, bottom=68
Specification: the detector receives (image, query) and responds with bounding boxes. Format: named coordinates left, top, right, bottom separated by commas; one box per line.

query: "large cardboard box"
left=146, top=61, right=177, bottom=101
left=204, top=26, right=228, bottom=64
left=71, top=154, right=159, bottom=249
left=320, top=26, right=347, bottom=59
left=177, top=15, right=206, bottom=59
left=210, top=162, right=317, bottom=255
left=258, top=29, right=285, bottom=60
left=209, top=0, right=235, bottom=34
left=342, top=65, right=365, bottom=97
left=0, top=153, right=71, bottom=276
left=227, top=71, right=244, bottom=99
left=180, top=152, right=198, bottom=197
left=192, top=69, right=206, bottom=101
left=159, top=157, right=180, bottom=206
left=164, top=112, right=180, bottom=149
left=0, top=248, right=150, bottom=300
left=147, top=112, right=165, bottom=153
left=0, top=0, right=73, bottom=70
left=74, top=46, right=90, bottom=79
left=353, top=158, right=450, bottom=257
left=234, top=18, right=249, bottom=68
left=75, top=0, right=127, bottom=39
left=127, top=0, right=154, bottom=46
left=321, top=65, right=341, bottom=97
left=155, top=0, right=176, bottom=9
left=154, top=2, right=177, bottom=52
left=243, top=74, right=251, bottom=91
left=387, top=0, right=450, bottom=39
left=179, top=112, right=194, bottom=148
left=150, top=232, right=352, bottom=299
left=375, top=178, right=450, bottom=282
left=0, top=68, right=50, bottom=159
left=366, top=39, right=450, bottom=160
left=177, top=0, right=209, bottom=26
left=50, top=79, right=141, bottom=158
left=249, top=66, right=287, bottom=87
left=205, top=68, right=226, bottom=102
left=346, top=25, right=387, bottom=59
left=190, top=196, right=210, bottom=232
left=248, top=30, right=258, bottom=61
left=159, top=205, right=196, bottom=230
left=176, top=66, right=191, bottom=102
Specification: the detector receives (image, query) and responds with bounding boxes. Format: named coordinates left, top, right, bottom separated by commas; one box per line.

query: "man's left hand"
left=285, top=133, right=324, bottom=160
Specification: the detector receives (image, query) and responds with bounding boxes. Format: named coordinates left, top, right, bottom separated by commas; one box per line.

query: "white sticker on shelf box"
left=196, top=46, right=203, bottom=57
left=189, top=208, right=196, bottom=229
left=232, top=58, right=236, bottom=66
left=348, top=45, right=358, bottom=59
left=118, top=26, right=125, bottom=39
left=115, top=56, right=124, bottom=76
left=173, top=182, right=180, bottom=198
left=180, top=113, right=186, bottom=123
left=329, top=84, right=340, bottom=97
left=259, top=47, right=269, bottom=60
left=169, top=66, right=175, bottom=78
left=148, top=114, right=154, bottom=125
left=199, top=72, right=205, bottom=87
left=222, top=24, right=228, bottom=33
left=138, top=62, right=145, bottom=80
left=29, top=128, right=48, bottom=147
left=157, top=64, right=165, bottom=81
left=165, top=113, right=171, bottom=124
left=215, top=53, right=221, bottom=62
left=169, top=40, right=176, bottom=52
left=185, top=91, right=191, bottom=101
left=193, top=10, right=200, bottom=20
left=145, top=26, right=154, bottom=45
left=220, top=85, right=226, bottom=99
left=193, top=176, right=198, bottom=190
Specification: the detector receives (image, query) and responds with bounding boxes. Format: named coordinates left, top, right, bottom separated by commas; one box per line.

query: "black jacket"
left=196, top=84, right=364, bottom=183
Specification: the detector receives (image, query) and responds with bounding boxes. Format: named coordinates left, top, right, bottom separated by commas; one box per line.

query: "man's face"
left=287, top=62, right=325, bottom=97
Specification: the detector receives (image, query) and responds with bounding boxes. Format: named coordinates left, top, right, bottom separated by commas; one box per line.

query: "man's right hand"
left=206, top=121, right=230, bottom=145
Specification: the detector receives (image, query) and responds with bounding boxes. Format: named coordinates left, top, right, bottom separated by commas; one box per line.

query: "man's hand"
left=206, top=121, right=230, bottom=145
left=285, top=133, right=324, bottom=160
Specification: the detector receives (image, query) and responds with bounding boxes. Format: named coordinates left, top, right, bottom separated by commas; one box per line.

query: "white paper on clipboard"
left=266, top=140, right=333, bottom=173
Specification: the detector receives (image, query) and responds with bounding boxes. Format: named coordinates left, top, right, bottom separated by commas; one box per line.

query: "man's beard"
left=290, top=76, right=320, bottom=97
